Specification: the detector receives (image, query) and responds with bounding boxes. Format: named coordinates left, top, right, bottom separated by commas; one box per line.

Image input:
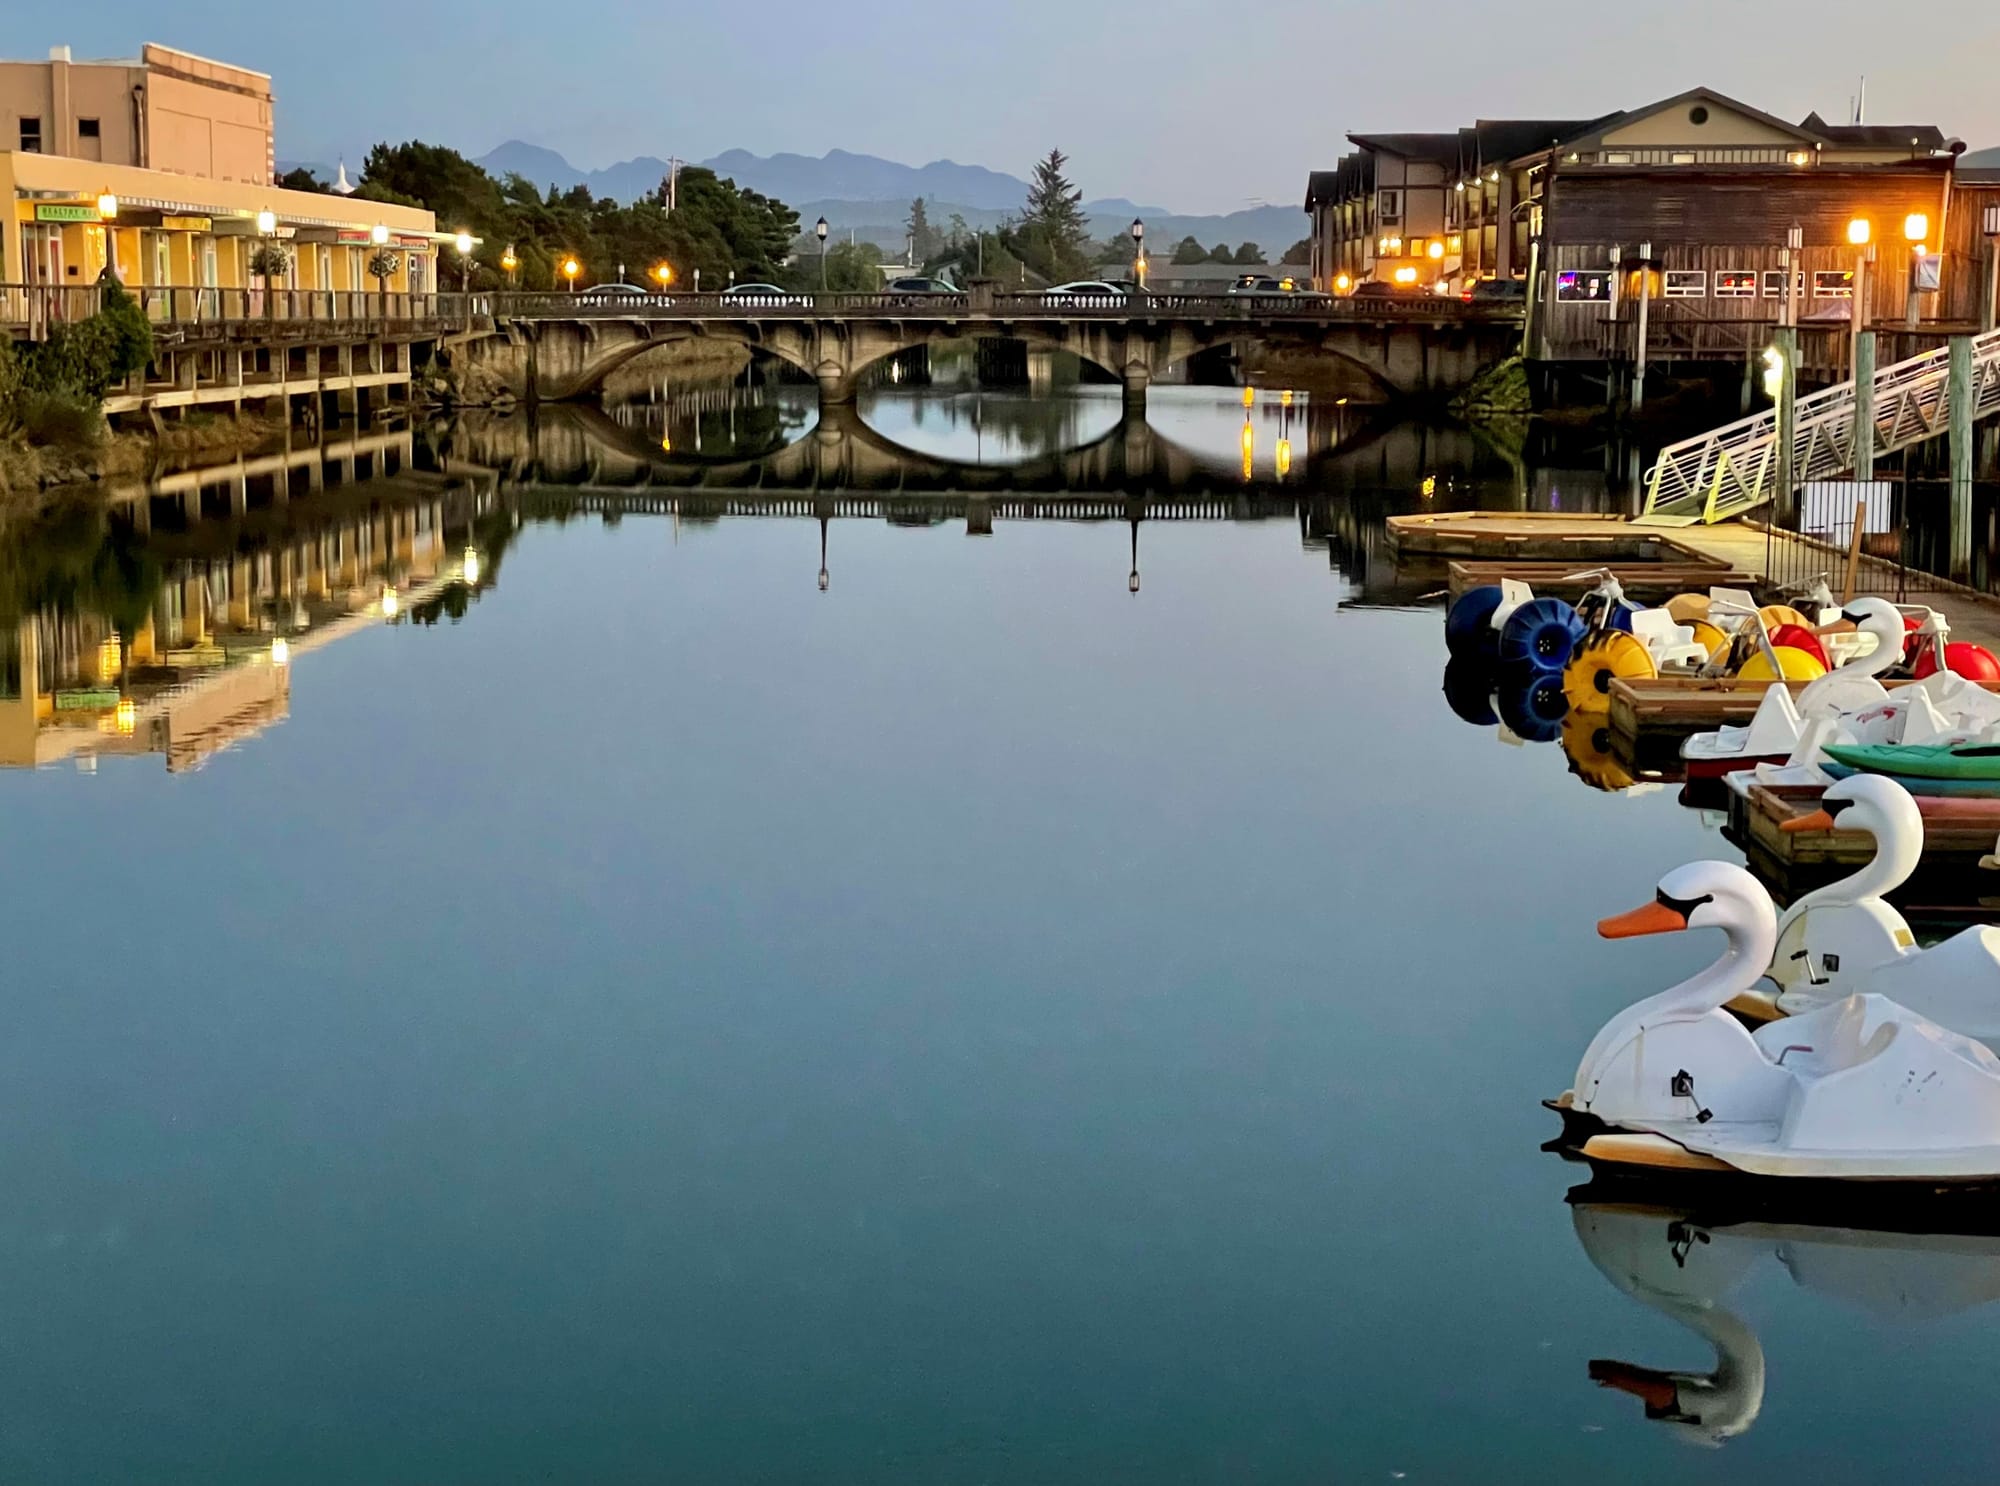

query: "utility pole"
left=1631, top=241, right=1652, bottom=411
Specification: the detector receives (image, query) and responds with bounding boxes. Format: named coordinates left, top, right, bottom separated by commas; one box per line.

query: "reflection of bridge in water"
left=446, top=399, right=1514, bottom=505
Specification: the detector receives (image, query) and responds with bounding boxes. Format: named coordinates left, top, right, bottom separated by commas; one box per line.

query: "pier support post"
left=1950, top=334, right=1975, bottom=582
left=1851, top=330, right=1877, bottom=484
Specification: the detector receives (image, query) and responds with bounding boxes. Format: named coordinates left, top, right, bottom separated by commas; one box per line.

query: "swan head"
left=1781, top=773, right=1922, bottom=848
left=1599, top=861, right=1775, bottom=951
left=1830, top=596, right=1906, bottom=665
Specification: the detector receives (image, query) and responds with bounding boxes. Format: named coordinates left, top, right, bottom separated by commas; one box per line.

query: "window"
left=19, top=116, right=42, bottom=152
left=1689, top=105, right=1711, bottom=125
left=1762, top=269, right=1806, bottom=299
left=1556, top=269, right=1613, bottom=302
left=1378, top=190, right=1402, bottom=224
left=1715, top=271, right=1757, bottom=298
left=1814, top=269, right=1855, bottom=299
left=77, top=117, right=99, bottom=139
left=1664, top=271, right=1707, bottom=298
left=1605, top=151, right=1633, bottom=165
left=1669, top=152, right=1697, bottom=165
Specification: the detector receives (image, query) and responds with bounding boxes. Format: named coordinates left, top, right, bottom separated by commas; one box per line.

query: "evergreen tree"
left=1018, top=149, right=1089, bottom=280
left=1231, top=242, right=1264, bottom=265
left=906, top=198, right=942, bottom=263
left=1280, top=238, right=1312, bottom=266
left=1207, top=243, right=1230, bottom=262
left=1171, top=235, right=1208, bottom=266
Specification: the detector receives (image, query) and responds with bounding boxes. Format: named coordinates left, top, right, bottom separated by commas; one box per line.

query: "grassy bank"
left=1, top=412, right=292, bottom=505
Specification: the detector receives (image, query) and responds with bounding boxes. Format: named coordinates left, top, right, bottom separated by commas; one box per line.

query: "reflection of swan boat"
left=1571, top=1193, right=2000, bottom=1444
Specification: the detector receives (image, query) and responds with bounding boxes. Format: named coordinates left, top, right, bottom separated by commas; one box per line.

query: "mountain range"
left=467, top=143, right=1305, bottom=262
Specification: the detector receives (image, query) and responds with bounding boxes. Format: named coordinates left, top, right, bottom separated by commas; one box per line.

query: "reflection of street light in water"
left=270, top=638, right=290, bottom=667
left=818, top=516, right=831, bottom=591
left=462, top=547, right=482, bottom=586
left=1128, top=513, right=1142, bottom=594
left=1241, top=416, right=1255, bottom=481
left=381, top=586, right=400, bottom=619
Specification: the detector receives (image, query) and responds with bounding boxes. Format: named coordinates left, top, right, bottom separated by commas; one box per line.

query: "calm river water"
left=2, top=377, right=1996, bottom=1483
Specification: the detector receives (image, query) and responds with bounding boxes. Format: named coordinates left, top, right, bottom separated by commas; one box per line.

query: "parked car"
left=1039, top=280, right=1131, bottom=306
left=1464, top=278, right=1529, bottom=305
left=883, top=276, right=960, bottom=295
left=720, top=283, right=812, bottom=307
left=579, top=282, right=662, bottom=306
left=1351, top=279, right=1421, bottom=299
left=1226, top=274, right=1330, bottom=300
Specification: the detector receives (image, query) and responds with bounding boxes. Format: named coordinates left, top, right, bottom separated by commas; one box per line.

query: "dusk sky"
left=12, top=0, right=1997, bottom=213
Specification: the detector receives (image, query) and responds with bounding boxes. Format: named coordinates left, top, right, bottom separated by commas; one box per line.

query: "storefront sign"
left=162, top=215, right=212, bottom=232
left=34, top=202, right=99, bottom=223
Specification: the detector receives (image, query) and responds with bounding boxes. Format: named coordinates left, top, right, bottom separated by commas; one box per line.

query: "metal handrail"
left=1639, top=326, right=2000, bottom=525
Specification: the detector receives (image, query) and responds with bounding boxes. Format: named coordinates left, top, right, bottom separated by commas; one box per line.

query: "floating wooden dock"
left=1443, top=559, right=1755, bottom=601
left=1388, top=512, right=1705, bottom=563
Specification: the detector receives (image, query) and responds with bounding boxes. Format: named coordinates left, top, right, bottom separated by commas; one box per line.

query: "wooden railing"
left=0, top=283, right=482, bottom=338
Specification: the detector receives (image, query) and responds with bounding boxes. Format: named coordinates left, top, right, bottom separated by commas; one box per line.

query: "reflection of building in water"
left=0, top=441, right=488, bottom=770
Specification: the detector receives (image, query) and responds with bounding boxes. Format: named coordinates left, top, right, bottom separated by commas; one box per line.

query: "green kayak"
left=1822, top=741, right=2000, bottom=781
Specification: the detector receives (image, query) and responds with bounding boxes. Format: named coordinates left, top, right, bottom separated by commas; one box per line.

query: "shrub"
left=96, top=276, right=155, bottom=380
left=249, top=244, right=293, bottom=283
left=15, top=389, right=104, bottom=452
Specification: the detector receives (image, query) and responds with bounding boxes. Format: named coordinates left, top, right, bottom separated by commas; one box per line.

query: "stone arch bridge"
left=456, top=291, right=1520, bottom=409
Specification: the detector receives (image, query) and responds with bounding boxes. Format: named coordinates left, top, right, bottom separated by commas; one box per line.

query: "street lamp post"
left=501, top=245, right=518, bottom=289
left=1848, top=217, right=1877, bottom=481
left=1130, top=218, right=1145, bottom=289
left=1903, top=212, right=1929, bottom=330
left=1775, top=223, right=1803, bottom=523
left=563, top=257, right=580, bottom=294
left=455, top=230, right=475, bottom=293
left=816, top=217, right=829, bottom=293
left=257, top=208, right=279, bottom=320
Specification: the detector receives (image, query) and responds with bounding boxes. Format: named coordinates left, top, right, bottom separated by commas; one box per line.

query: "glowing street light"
left=1847, top=218, right=1872, bottom=246
left=816, top=216, right=830, bottom=292
left=562, top=257, right=580, bottom=293
left=1131, top=217, right=1146, bottom=287
left=96, top=190, right=118, bottom=220
left=256, top=209, right=277, bottom=234
left=653, top=262, right=675, bottom=288
left=371, top=222, right=390, bottom=246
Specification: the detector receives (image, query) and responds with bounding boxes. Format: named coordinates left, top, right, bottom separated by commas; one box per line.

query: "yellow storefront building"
left=4, top=147, right=444, bottom=301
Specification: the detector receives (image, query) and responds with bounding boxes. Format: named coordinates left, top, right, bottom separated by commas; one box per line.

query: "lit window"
left=1762, top=269, right=1805, bottom=299
left=1605, top=152, right=1633, bottom=166
left=1813, top=269, right=1855, bottom=299
left=1670, top=152, right=1697, bottom=165
left=1664, top=270, right=1707, bottom=298
left=1556, top=270, right=1612, bottom=302
left=1715, top=270, right=1757, bottom=299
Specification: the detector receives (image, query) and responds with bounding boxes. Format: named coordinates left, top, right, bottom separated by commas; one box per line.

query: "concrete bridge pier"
left=1121, top=363, right=1149, bottom=415
left=816, top=363, right=855, bottom=409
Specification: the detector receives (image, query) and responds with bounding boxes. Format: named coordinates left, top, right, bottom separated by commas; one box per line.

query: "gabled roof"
left=1304, top=170, right=1340, bottom=209
left=1960, top=145, right=2000, bottom=184
left=1518, top=86, right=1825, bottom=163
left=1801, top=113, right=1947, bottom=151
left=1345, top=131, right=1460, bottom=163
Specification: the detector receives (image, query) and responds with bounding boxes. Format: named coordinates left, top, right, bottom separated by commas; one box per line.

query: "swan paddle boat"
left=1554, top=859, right=2000, bottom=1183
left=1727, top=776, right=2000, bottom=1042
left=1681, top=600, right=1963, bottom=780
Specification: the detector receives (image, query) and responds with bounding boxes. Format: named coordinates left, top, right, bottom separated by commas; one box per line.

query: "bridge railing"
left=477, top=288, right=1509, bottom=322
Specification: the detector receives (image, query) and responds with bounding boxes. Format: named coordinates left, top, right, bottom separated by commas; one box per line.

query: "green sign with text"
left=34, top=203, right=99, bottom=223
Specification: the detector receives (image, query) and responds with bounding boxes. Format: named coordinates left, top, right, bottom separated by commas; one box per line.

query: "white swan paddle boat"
left=1555, top=858, right=2000, bottom=1182
left=1726, top=775, right=2000, bottom=1043
left=1681, top=598, right=1916, bottom=779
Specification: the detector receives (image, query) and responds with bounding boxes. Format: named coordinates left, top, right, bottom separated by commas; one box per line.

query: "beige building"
left=0, top=42, right=273, bottom=185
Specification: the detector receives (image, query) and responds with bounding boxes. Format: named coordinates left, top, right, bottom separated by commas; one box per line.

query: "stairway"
left=1636, top=327, right=2000, bottom=526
